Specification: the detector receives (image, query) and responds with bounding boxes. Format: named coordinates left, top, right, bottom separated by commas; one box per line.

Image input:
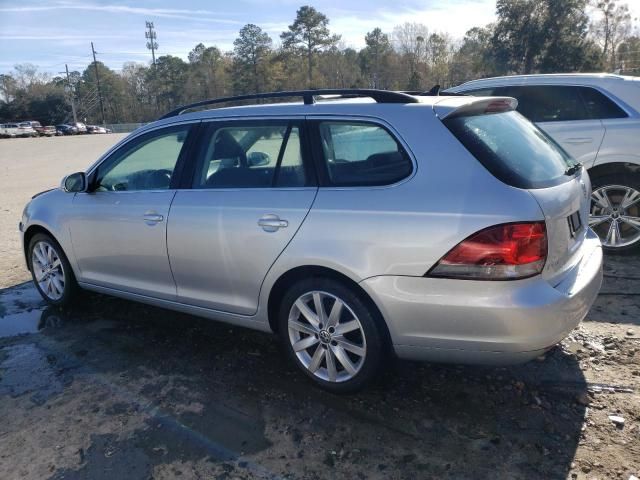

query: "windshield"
left=444, top=110, right=577, bottom=189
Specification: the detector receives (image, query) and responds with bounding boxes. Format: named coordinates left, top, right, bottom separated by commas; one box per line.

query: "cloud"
left=0, top=34, right=128, bottom=41
left=0, top=2, right=245, bottom=24
left=327, top=0, right=497, bottom=48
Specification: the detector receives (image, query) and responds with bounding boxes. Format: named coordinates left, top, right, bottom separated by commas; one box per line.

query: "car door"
left=167, top=119, right=317, bottom=315
left=494, top=85, right=606, bottom=168
left=69, top=123, right=196, bottom=300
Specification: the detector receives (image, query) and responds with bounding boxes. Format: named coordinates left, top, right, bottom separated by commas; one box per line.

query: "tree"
left=148, top=55, right=188, bottom=113
left=360, top=28, right=393, bottom=88
left=450, top=26, right=497, bottom=84
left=592, top=0, right=632, bottom=69
left=186, top=44, right=227, bottom=100
left=491, top=0, right=596, bottom=74
left=393, top=23, right=430, bottom=89
left=233, top=24, right=273, bottom=94
left=425, top=33, right=454, bottom=86
left=617, top=35, right=640, bottom=73
left=281, top=6, right=340, bottom=86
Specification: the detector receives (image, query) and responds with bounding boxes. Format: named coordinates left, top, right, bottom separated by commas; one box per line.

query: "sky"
left=0, top=0, right=638, bottom=75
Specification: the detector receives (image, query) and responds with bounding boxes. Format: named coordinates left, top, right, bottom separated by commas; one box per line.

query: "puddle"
left=0, top=282, right=64, bottom=339
left=0, top=343, right=66, bottom=405
left=0, top=308, right=64, bottom=339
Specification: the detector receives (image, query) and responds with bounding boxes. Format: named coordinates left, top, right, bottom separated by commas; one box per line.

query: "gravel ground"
left=0, top=136, right=638, bottom=479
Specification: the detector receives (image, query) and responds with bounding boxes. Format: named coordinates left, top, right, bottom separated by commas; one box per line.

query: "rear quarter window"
left=444, top=111, right=577, bottom=189
left=579, top=87, right=628, bottom=119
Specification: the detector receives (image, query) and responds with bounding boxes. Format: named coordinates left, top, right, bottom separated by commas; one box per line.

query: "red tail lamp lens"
left=429, top=222, right=547, bottom=280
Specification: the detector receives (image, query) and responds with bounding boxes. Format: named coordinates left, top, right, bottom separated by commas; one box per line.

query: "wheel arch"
left=23, top=224, right=61, bottom=271
left=588, top=162, right=640, bottom=180
left=267, top=265, right=392, bottom=349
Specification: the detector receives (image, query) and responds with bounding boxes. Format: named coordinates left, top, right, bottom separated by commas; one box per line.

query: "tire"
left=278, top=277, right=385, bottom=393
left=28, top=233, right=79, bottom=306
left=589, top=172, right=640, bottom=254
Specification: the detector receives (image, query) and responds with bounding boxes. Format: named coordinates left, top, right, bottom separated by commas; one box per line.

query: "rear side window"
left=317, top=122, right=412, bottom=186
left=444, top=111, right=576, bottom=189
left=579, top=87, right=627, bottom=119
left=496, top=86, right=589, bottom=122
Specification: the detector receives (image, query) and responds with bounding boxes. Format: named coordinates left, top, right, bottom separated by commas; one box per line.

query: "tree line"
left=0, top=0, right=638, bottom=125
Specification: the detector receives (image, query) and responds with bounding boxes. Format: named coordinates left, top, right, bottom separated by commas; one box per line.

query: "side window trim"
left=271, top=124, right=293, bottom=187
left=189, top=118, right=316, bottom=190
left=306, top=117, right=415, bottom=188
left=88, top=122, right=198, bottom=192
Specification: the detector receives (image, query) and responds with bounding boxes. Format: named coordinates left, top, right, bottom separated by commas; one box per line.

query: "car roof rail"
left=159, top=88, right=420, bottom=119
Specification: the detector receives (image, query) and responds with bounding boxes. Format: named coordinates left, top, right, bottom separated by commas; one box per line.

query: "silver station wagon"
left=20, top=89, right=603, bottom=392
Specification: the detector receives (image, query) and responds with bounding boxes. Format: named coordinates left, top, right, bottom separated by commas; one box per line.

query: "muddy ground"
left=0, top=136, right=639, bottom=479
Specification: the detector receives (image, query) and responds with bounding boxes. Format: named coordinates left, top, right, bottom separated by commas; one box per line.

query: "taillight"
left=428, top=222, right=547, bottom=280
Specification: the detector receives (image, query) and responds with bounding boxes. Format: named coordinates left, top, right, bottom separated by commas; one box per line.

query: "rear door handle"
left=258, top=214, right=288, bottom=232
left=143, top=212, right=164, bottom=224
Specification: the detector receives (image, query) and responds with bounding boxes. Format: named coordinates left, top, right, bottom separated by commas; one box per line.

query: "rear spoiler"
left=433, top=96, right=518, bottom=120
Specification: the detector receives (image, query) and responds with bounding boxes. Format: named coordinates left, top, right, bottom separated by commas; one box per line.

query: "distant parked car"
left=41, top=126, right=56, bottom=137
left=87, top=125, right=108, bottom=134
left=72, top=122, right=88, bottom=134
left=56, top=124, right=78, bottom=136
left=17, top=122, right=38, bottom=137
left=22, top=121, right=44, bottom=135
left=447, top=73, right=640, bottom=253
left=0, top=123, right=20, bottom=138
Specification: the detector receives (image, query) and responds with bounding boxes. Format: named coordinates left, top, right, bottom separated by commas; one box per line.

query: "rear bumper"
left=361, top=229, right=603, bottom=365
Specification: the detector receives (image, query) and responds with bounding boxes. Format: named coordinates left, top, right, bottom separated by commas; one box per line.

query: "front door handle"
left=258, top=214, right=288, bottom=232
left=564, top=137, right=593, bottom=145
left=143, top=212, right=164, bottom=224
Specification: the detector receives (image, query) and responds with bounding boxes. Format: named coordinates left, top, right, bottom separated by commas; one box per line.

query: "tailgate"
left=527, top=169, right=592, bottom=285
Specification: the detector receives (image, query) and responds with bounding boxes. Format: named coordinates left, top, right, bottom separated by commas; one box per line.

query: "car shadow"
left=0, top=283, right=589, bottom=479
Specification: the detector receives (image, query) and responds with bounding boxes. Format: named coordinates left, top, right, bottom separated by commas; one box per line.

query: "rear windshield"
left=444, top=111, right=577, bottom=189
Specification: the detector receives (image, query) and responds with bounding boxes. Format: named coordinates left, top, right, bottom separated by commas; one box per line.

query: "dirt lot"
left=0, top=136, right=639, bottom=479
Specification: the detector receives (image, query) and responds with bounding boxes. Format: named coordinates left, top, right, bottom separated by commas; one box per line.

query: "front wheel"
left=28, top=233, right=78, bottom=306
left=278, top=277, right=385, bottom=393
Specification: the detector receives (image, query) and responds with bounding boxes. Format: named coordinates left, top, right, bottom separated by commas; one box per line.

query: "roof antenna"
left=427, top=84, right=441, bottom=96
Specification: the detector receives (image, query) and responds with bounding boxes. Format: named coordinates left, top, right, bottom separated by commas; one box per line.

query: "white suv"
left=447, top=74, right=640, bottom=253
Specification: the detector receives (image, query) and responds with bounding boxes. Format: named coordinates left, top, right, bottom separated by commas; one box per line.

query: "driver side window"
left=96, top=125, right=190, bottom=191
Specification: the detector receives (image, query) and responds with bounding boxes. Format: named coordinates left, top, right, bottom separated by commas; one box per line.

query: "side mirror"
left=62, top=172, right=87, bottom=193
left=247, top=151, right=271, bottom=167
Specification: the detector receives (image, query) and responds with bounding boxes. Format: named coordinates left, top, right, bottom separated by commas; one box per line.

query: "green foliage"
left=280, top=5, right=341, bottom=86
left=232, top=24, right=273, bottom=94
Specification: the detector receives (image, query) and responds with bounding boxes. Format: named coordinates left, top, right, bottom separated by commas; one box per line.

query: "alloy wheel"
left=590, top=184, right=640, bottom=248
left=31, top=241, right=66, bottom=301
left=287, top=290, right=367, bottom=383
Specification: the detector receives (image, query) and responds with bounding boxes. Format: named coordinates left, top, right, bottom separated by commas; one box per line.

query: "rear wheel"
left=28, top=233, right=78, bottom=306
left=278, top=277, right=384, bottom=393
left=589, top=173, right=640, bottom=254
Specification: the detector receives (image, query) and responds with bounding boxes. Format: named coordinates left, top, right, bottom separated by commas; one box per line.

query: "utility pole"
left=91, top=42, right=106, bottom=126
left=63, top=64, right=78, bottom=123
left=145, top=21, right=158, bottom=66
